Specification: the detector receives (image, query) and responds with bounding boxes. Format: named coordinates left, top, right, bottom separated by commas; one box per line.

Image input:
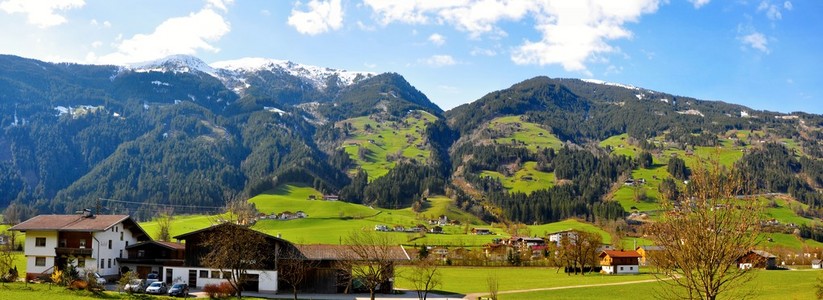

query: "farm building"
left=599, top=250, right=641, bottom=274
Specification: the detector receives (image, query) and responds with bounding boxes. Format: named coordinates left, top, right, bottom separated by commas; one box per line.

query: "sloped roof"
left=126, top=240, right=185, bottom=250
left=636, top=245, right=664, bottom=251
left=295, top=244, right=410, bottom=261
left=600, top=250, right=641, bottom=258
left=751, top=250, right=776, bottom=259
left=10, top=214, right=150, bottom=240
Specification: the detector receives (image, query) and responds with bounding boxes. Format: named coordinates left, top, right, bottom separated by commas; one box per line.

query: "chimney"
left=83, top=208, right=93, bottom=218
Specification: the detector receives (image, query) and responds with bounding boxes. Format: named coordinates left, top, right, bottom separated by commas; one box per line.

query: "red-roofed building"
left=119, top=240, right=185, bottom=278
left=599, top=250, right=641, bottom=274
left=9, top=211, right=150, bottom=279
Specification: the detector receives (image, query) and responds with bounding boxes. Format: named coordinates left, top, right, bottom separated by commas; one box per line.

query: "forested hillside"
left=0, top=54, right=821, bottom=229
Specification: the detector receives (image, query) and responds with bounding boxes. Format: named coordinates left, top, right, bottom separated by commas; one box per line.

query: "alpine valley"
left=1, top=54, right=822, bottom=243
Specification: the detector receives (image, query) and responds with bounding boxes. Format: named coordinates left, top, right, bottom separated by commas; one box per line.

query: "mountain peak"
left=128, top=54, right=216, bottom=76
left=212, top=57, right=375, bottom=90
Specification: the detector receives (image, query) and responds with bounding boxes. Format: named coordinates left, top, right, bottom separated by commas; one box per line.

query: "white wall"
left=91, top=222, right=139, bottom=277
left=602, top=264, right=639, bottom=274
left=164, top=267, right=278, bottom=293
left=24, top=230, right=57, bottom=275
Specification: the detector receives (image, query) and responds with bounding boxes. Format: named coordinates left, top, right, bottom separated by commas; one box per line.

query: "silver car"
left=145, top=281, right=168, bottom=294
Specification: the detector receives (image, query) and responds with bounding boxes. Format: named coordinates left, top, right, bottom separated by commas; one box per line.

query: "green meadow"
left=339, top=110, right=437, bottom=180
left=480, top=161, right=556, bottom=194
left=487, top=115, right=563, bottom=152
left=496, top=269, right=822, bottom=300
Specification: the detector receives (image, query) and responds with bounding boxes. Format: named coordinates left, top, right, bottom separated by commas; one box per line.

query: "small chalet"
left=119, top=241, right=185, bottom=278
left=471, top=228, right=492, bottom=235
left=812, top=259, right=822, bottom=269
left=429, top=226, right=443, bottom=234
left=323, top=194, right=339, bottom=201
left=599, top=250, right=641, bottom=274
left=737, top=250, right=777, bottom=269
left=9, top=211, right=151, bottom=279
left=636, top=245, right=664, bottom=266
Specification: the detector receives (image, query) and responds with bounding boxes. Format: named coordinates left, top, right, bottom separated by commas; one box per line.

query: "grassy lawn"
left=497, top=269, right=822, bottom=300
left=600, top=134, right=641, bottom=158
left=481, top=162, right=555, bottom=194
left=487, top=116, right=563, bottom=152
left=0, top=281, right=270, bottom=299
left=394, top=266, right=656, bottom=295
left=339, top=110, right=436, bottom=180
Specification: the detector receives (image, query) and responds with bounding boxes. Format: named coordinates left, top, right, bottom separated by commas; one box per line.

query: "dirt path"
left=462, top=278, right=665, bottom=299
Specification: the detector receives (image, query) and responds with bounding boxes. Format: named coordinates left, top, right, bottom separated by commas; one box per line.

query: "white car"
left=124, top=279, right=145, bottom=293
left=93, top=273, right=107, bottom=285
left=145, top=281, right=168, bottom=294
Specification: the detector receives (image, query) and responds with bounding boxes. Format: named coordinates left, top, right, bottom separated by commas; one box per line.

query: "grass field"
left=339, top=110, right=436, bottom=180
left=497, top=269, right=822, bottom=300
left=481, top=161, right=555, bottom=194
left=394, top=266, right=656, bottom=295
left=0, top=281, right=268, bottom=299
left=487, top=115, right=563, bottom=152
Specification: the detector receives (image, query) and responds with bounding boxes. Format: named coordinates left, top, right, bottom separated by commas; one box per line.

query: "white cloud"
left=357, top=20, right=376, bottom=31
left=741, top=32, right=769, bottom=53
left=90, top=18, right=111, bottom=28
left=689, top=0, right=711, bottom=9
left=428, top=33, right=446, bottom=46
left=363, top=0, right=661, bottom=73
left=96, top=8, right=230, bottom=64
left=758, top=1, right=782, bottom=20
left=784, top=1, right=792, bottom=10
left=91, top=41, right=102, bottom=48
left=288, top=0, right=343, bottom=35
left=0, top=0, right=84, bottom=28
left=260, top=9, right=271, bottom=16
left=206, top=0, right=234, bottom=12
left=420, top=55, right=457, bottom=67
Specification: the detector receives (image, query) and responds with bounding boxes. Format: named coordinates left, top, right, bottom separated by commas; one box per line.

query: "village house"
left=599, top=250, right=641, bottom=274
left=547, top=229, right=577, bottom=245
left=118, top=240, right=185, bottom=278
left=164, top=223, right=284, bottom=292
left=635, top=245, right=664, bottom=266
left=294, top=244, right=410, bottom=293
left=738, top=250, right=777, bottom=269
left=471, top=228, right=492, bottom=235
left=322, top=194, right=339, bottom=201
left=9, top=211, right=151, bottom=280
left=812, top=259, right=822, bottom=269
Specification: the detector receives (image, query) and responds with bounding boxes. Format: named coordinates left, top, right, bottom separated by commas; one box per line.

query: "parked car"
left=124, top=279, right=145, bottom=293
left=145, top=273, right=160, bottom=285
left=145, top=281, right=168, bottom=294
left=168, top=283, right=189, bottom=297
left=93, top=272, right=107, bottom=285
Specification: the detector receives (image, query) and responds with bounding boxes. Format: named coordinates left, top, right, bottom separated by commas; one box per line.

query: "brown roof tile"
left=10, top=215, right=130, bottom=231
left=295, top=244, right=410, bottom=261
left=600, top=250, right=641, bottom=258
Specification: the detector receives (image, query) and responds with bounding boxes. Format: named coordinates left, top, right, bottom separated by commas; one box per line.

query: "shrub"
left=203, top=283, right=221, bottom=298
left=204, top=282, right=236, bottom=298
left=68, top=279, right=88, bottom=290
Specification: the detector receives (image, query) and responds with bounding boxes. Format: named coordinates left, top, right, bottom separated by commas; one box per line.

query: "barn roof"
left=10, top=214, right=149, bottom=240
left=600, top=250, right=641, bottom=258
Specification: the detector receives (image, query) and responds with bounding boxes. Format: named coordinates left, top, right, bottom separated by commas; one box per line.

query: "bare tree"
left=555, top=230, right=602, bottom=275
left=225, top=199, right=258, bottom=225
left=338, top=230, right=399, bottom=300
left=155, top=210, right=173, bottom=242
left=647, top=158, right=761, bottom=300
left=486, top=274, right=499, bottom=300
left=405, top=259, right=441, bottom=300
left=200, top=223, right=270, bottom=299
left=278, top=247, right=319, bottom=300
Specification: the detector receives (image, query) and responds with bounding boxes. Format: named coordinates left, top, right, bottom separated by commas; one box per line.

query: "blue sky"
left=0, top=0, right=820, bottom=114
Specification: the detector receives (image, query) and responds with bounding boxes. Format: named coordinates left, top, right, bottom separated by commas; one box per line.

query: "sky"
left=0, top=0, right=820, bottom=114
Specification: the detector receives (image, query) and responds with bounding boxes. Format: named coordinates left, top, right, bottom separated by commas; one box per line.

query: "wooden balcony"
left=55, top=247, right=93, bottom=256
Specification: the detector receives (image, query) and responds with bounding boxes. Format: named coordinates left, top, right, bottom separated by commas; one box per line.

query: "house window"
left=125, top=241, right=128, bottom=247
left=59, top=239, right=66, bottom=247
left=137, top=250, right=145, bottom=258
left=79, top=240, right=86, bottom=248
left=211, top=271, right=220, bottom=278
left=620, top=267, right=624, bottom=271
left=35, top=237, right=46, bottom=247
left=119, top=250, right=123, bottom=258
left=120, top=232, right=123, bottom=241
left=107, top=259, right=111, bottom=268
left=35, top=257, right=46, bottom=266
left=199, top=270, right=208, bottom=278
left=108, top=240, right=112, bottom=249
left=101, top=260, right=105, bottom=269
left=630, top=267, right=634, bottom=270
left=77, top=258, right=85, bottom=268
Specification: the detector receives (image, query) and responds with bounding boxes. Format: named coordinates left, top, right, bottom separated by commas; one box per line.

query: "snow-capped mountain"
left=212, top=57, right=374, bottom=91
left=129, top=54, right=217, bottom=76
left=125, top=55, right=375, bottom=96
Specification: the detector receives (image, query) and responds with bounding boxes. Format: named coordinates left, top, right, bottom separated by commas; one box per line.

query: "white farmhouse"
left=10, top=211, right=150, bottom=280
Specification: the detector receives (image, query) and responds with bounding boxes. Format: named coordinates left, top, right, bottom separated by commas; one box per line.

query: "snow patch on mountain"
left=581, top=78, right=640, bottom=91
left=129, top=55, right=217, bottom=76
left=211, top=57, right=374, bottom=91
